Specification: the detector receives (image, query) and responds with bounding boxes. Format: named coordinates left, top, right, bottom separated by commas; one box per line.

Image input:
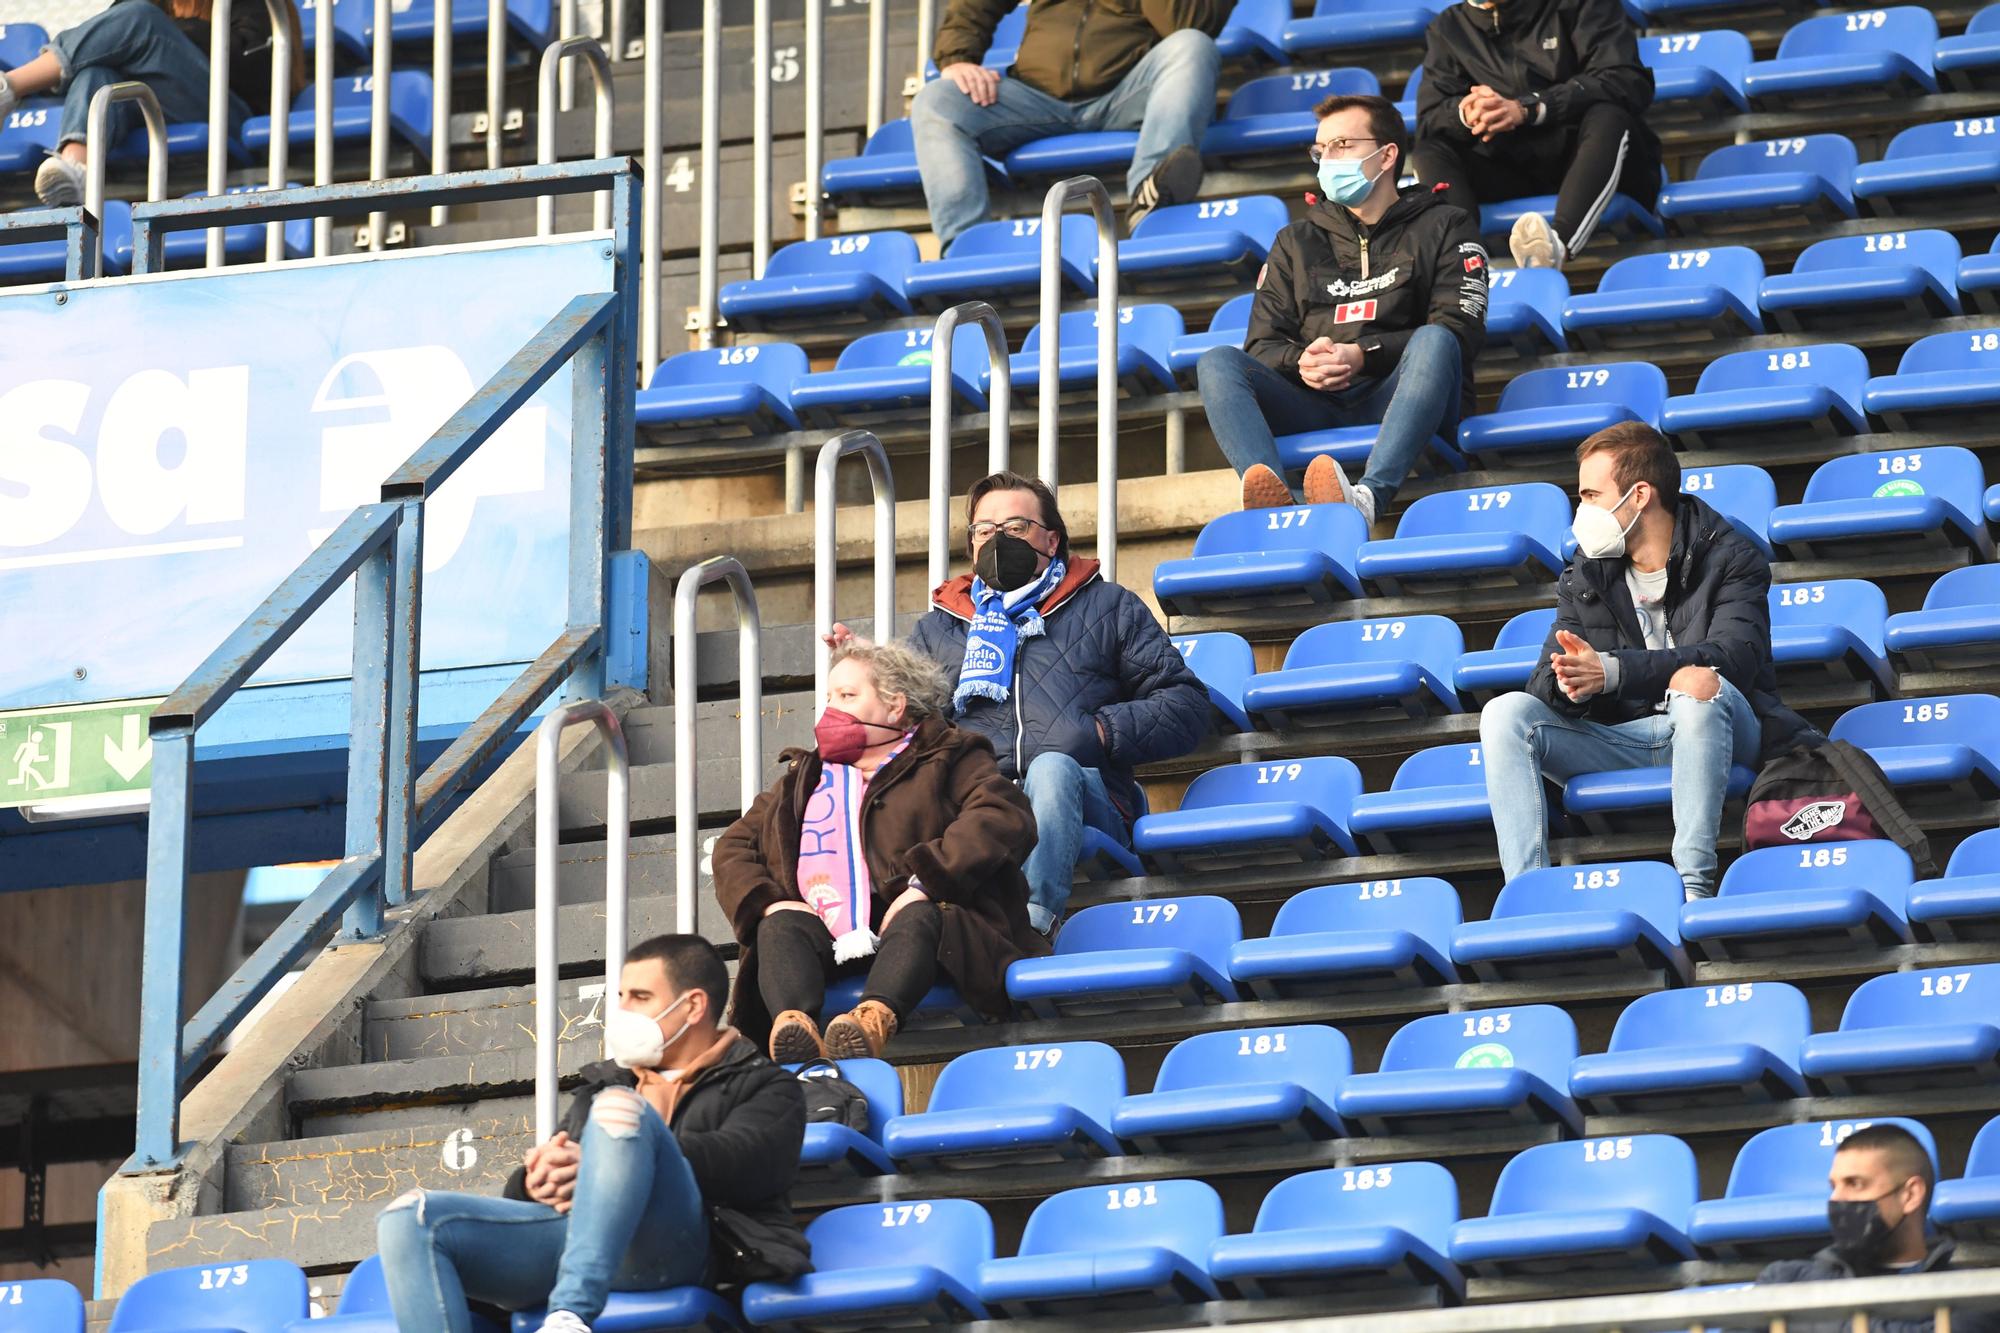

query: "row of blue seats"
left=0, top=187, right=316, bottom=279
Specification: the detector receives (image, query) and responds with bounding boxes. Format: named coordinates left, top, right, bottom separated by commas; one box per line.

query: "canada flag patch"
left=1464, top=253, right=1485, bottom=273
left=1334, top=299, right=1377, bottom=323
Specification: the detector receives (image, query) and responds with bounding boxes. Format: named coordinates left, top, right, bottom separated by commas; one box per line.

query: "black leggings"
left=756, top=899, right=942, bottom=1022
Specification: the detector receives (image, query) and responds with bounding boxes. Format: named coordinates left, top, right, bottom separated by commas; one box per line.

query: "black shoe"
left=1126, top=145, right=1203, bottom=236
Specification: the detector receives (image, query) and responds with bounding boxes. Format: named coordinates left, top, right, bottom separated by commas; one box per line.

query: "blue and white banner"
left=0, top=237, right=615, bottom=711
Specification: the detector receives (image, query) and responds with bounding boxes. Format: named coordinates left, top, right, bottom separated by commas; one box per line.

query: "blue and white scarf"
left=953, top=558, right=1067, bottom=714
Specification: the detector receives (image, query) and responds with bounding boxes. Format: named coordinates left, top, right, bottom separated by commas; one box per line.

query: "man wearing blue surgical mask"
left=1479, top=422, right=1814, bottom=902
left=1197, top=93, right=1487, bottom=524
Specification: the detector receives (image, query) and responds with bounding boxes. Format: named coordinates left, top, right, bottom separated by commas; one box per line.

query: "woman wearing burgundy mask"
left=711, top=641, right=1044, bottom=1061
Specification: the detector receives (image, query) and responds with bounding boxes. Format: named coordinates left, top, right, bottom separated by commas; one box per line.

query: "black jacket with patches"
left=1242, top=190, right=1487, bottom=414
left=1746, top=1239, right=2000, bottom=1333
left=502, top=1036, right=811, bottom=1283
left=1416, top=0, right=1656, bottom=147
left=1526, top=491, right=1816, bottom=761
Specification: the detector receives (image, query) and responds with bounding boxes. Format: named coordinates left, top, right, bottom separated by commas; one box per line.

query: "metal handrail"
left=928, top=301, right=1010, bottom=591
left=866, top=0, right=887, bottom=138
left=1036, top=176, right=1122, bottom=584
left=430, top=0, right=453, bottom=227
left=533, top=700, right=628, bottom=1145
left=208, top=0, right=295, bottom=266
left=752, top=0, right=773, bottom=276
left=558, top=0, right=579, bottom=106
left=314, top=0, right=332, bottom=255
left=671, top=558, right=764, bottom=932
left=802, top=0, right=824, bottom=241
left=84, top=83, right=166, bottom=279
left=640, top=0, right=663, bottom=370
left=814, top=430, right=897, bottom=699
left=696, top=0, right=721, bottom=345
left=488, top=0, right=507, bottom=170
left=370, top=0, right=391, bottom=249
left=537, top=38, right=614, bottom=234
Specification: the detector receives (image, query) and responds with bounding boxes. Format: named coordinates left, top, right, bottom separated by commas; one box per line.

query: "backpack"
left=1742, top=738, right=1939, bottom=878
left=793, top=1058, right=870, bottom=1133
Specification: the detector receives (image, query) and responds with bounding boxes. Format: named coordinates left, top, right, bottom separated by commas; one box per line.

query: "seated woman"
left=713, top=641, right=1044, bottom=1061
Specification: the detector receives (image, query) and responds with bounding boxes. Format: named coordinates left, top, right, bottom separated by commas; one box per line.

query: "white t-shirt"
left=1627, top=565, right=1673, bottom=651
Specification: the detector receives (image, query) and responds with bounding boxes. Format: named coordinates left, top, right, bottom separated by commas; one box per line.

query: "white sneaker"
left=1509, top=211, right=1567, bottom=271
left=1349, top=479, right=1378, bottom=530
left=0, top=72, right=17, bottom=122
left=35, top=154, right=85, bottom=208
left=535, top=1313, right=591, bottom=1333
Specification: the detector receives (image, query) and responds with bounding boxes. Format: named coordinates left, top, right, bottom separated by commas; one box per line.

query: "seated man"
left=1196, top=92, right=1486, bottom=522
left=831, top=472, right=1211, bottom=937
left=1410, top=0, right=1659, bottom=271
left=1480, top=423, right=1813, bottom=902
left=378, top=935, right=810, bottom=1333
left=911, top=0, right=1226, bottom=245
left=1750, top=1123, right=2000, bottom=1333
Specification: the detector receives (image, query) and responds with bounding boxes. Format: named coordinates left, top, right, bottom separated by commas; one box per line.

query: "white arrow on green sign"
left=0, top=698, right=164, bottom=811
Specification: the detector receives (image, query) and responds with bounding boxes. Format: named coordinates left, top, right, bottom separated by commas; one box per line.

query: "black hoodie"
left=1416, top=0, right=1656, bottom=151
left=1748, top=1238, right=2000, bottom=1333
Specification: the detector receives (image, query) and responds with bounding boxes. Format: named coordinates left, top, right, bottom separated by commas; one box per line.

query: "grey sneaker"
left=1126, top=145, right=1202, bottom=236
left=535, top=1313, right=591, bottom=1333
left=0, top=72, right=18, bottom=122
left=35, top=154, right=85, bottom=208
left=1509, top=210, right=1567, bottom=271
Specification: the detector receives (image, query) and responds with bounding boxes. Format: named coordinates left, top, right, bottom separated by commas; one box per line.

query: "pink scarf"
left=796, top=741, right=908, bottom=963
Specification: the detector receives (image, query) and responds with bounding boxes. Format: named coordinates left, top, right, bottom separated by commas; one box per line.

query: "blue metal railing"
left=122, top=159, right=640, bottom=1171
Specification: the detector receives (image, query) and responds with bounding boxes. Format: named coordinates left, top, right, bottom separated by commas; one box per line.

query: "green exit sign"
left=0, top=699, right=163, bottom=812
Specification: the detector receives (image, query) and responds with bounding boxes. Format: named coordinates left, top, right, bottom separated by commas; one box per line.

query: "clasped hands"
left=1299, top=336, right=1364, bottom=392
left=1459, top=85, right=1529, bottom=142
left=1551, top=629, right=1607, bottom=702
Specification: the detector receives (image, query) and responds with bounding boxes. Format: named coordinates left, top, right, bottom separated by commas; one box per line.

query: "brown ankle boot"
left=825, top=1000, right=898, bottom=1059
left=769, top=1010, right=826, bottom=1063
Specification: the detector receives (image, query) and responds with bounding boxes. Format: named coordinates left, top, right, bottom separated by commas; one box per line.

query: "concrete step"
left=148, top=1200, right=390, bottom=1272
left=419, top=891, right=734, bottom=988
left=285, top=1035, right=602, bottom=1125
left=224, top=1114, right=532, bottom=1213
left=365, top=974, right=609, bottom=1063
left=556, top=756, right=781, bottom=836
left=616, top=692, right=815, bottom=768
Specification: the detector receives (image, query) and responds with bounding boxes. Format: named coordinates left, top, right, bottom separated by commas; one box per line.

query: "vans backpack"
left=1742, top=738, right=1939, bottom=877
left=793, top=1057, right=870, bottom=1133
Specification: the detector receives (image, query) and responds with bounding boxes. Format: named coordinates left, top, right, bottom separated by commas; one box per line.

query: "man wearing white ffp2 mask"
left=376, top=935, right=811, bottom=1333
left=1477, top=422, right=1815, bottom=902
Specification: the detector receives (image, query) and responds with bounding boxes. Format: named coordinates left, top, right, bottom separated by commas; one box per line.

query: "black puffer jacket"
left=1243, top=190, right=1487, bottom=414
left=1527, top=492, right=1815, bottom=760
left=908, top=558, right=1211, bottom=823
left=1746, top=1239, right=2000, bottom=1333
left=1416, top=0, right=1656, bottom=146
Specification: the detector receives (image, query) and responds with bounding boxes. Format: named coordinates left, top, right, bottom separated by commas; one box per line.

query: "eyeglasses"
left=1309, top=137, right=1380, bottom=164
left=968, top=517, right=1050, bottom=541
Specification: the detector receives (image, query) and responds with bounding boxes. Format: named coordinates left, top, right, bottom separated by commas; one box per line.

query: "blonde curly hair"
left=830, top=640, right=952, bottom=724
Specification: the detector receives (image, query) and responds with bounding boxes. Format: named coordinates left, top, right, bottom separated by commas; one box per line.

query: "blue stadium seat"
left=1217, top=0, right=1292, bottom=62
left=1119, top=196, right=1289, bottom=291
left=1132, top=757, right=1362, bottom=872
left=1207, top=1162, right=1464, bottom=1302
left=1767, top=447, right=1996, bottom=560
left=242, top=73, right=435, bottom=154
left=1485, top=267, right=1569, bottom=358
left=1666, top=345, right=1867, bottom=450
left=791, top=1058, right=901, bottom=1178
left=741, top=1200, right=992, bottom=1329
left=510, top=1290, right=740, bottom=1332
left=789, top=325, right=994, bottom=427
left=1677, top=465, right=1778, bottom=559
left=1563, top=246, right=1765, bottom=349
left=882, top=1042, right=1124, bottom=1170
left=1800, top=963, right=2000, bottom=1094
left=976, top=1181, right=1222, bottom=1316
left=1759, top=232, right=1962, bottom=331
left=823, top=118, right=1008, bottom=204
left=1864, top=332, right=2000, bottom=437
left=718, top=231, right=919, bottom=332
left=1830, top=693, right=2000, bottom=804
left=1273, top=421, right=1466, bottom=485
left=1933, top=1114, right=2000, bottom=1241
left=1002, top=130, right=1141, bottom=183
left=916, top=3, right=1025, bottom=80
left=289, top=0, right=373, bottom=60
left=1479, top=190, right=1664, bottom=252
left=1643, top=29, right=1752, bottom=116
left=1281, top=0, right=1451, bottom=57
left=1170, top=631, right=1255, bottom=731
left=1357, top=483, right=1571, bottom=594
left=1457, top=363, right=1666, bottom=467
left=1152, top=505, right=1367, bottom=615
left=1450, top=1136, right=1698, bottom=1275
left=1452, top=861, right=1691, bottom=984
left=1227, top=877, right=1463, bottom=998
left=1689, top=1118, right=1940, bottom=1259
left=0, top=98, right=60, bottom=176
left=1334, top=1005, right=1583, bottom=1136
left=1565, top=762, right=1756, bottom=836
left=1203, top=69, right=1379, bottom=162
left=1937, top=4, right=2000, bottom=89
left=1394, top=66, right=1424, bottom=133
left=822, top=974, right=982, bottom=1030
left=0, top=23, right=49, bottom=69
left=0, top=1277, right=82, bottom=1333
left=1570, top=982, right=1810, bottom=1114
left=1111, top=1025, right=1349, bottom=1152
left=98, top=190, right=315, bottom=274
left=903, top=214, right=1094, bottom=311
left=1742, top=7, right=1939, bottom=106
left=1885, top=566, right=2000, bottom=672
left=635, top=343, right=807, bottom=437
left=1851, top=119, right=2000, bottom=216
left=1008, top=896, right=1241, bottom=1018
left=1768, top=579, right=1894, bottom=696
left=1348, top=744, right=1499, bottom=856
left=340, top=0, right=552, bottom=49
left=1960, top=233, right=2000, bottom=312
left=108, top=1259, right=310, bottom=1332
left=1908, top=827, right=2000, bottom=943
left=1658, top=135, right=1858, bottom=234
left=1242, top=615, right=1464, bottom=726
left=1454, top=608, right=1557, bottom=704
left=1009, top=305, right=1181, bottom=398
left=1681, top=841, right=1916, bottom=963
left=1168, top=292, right=1253, bottom=382
left=1076, top=826, right=1144, bottom=882
left=296, top=1256, right=509, bottom=1333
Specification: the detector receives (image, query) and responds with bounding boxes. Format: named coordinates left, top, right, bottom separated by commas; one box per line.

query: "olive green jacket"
left=933, top=0, right=1229, bottom=102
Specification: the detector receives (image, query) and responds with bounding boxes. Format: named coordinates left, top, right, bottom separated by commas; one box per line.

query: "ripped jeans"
left=377, top=1087, right=708, bottom=1332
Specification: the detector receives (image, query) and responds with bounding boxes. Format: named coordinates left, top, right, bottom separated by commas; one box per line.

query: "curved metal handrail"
left=928, top=300, right=1011, bottom=591
left=537, top=37, right=615, bottom=234
left=1037, top=175, right=1122, bottom=583
left=671, top=557, right=764, bottom=932
left=814, top=430, right=898, bottom=699
left=85, top=82, right=166, bottom=279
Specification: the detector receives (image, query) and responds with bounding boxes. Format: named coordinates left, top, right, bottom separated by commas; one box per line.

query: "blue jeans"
left=1480, top=675, right=1764, bottom=900
left=49, top=0, right=248, bottom=150
left=377, top=1088, right=708, bottom=1332
left=1196, top=327, right=1464, bottom=506
left=1021, top=751, right=1130, bottom=934
left=909, top=29, right=1220, bottom=245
